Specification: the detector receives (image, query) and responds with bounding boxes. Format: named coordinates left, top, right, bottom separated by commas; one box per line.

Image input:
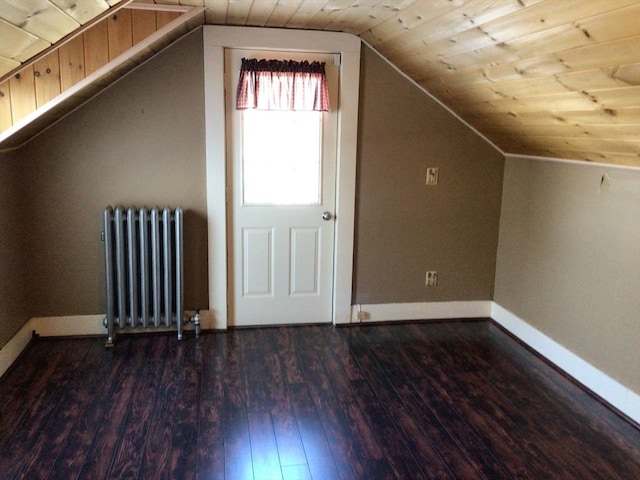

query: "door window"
left=241, top=109, right=323, bottom=206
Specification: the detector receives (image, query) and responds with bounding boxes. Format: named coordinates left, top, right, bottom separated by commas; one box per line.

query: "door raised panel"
left=242, top=228, right=273, bottom=297
left=290, top=227, right=320, bottom=296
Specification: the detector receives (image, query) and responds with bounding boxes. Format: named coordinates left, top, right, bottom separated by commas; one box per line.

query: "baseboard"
left=0, top=319, right=36, bottom=378
left=4, top=304, right=638, bottom=425
left=350, top=301, right=492, bottom=323
left=491, top=302, right=640, bottom=425
left=0, top=310, right=218, bottom=378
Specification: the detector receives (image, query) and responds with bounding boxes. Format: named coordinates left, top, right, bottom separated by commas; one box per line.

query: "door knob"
left=322, top=211, right=333, bottom=221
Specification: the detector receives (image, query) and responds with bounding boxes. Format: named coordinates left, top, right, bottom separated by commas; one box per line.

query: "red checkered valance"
left=235, top=58, right=330, bottom=112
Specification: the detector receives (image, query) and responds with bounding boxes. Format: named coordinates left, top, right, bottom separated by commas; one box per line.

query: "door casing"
left=203, top=26, right=361, bottom=329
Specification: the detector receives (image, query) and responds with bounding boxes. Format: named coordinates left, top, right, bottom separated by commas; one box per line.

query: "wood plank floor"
left=1, top=320, right=639, bottom=479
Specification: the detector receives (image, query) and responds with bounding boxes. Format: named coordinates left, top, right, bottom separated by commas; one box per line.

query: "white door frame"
left=203, top=26, right=361, bottom=329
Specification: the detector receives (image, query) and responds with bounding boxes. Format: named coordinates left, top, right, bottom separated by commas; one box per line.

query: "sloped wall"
left=354, top=45, right=504, bottom=304
left=15, top=29, right=208, bottom=320
left=495, top=156, right=640, bottom=393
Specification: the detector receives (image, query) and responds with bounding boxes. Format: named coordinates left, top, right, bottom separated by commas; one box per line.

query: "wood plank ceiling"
left=1, top=0, right=639, bottom=167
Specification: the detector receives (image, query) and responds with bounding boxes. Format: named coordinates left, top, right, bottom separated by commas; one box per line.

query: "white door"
left=226, top=48, right=339, bottom=326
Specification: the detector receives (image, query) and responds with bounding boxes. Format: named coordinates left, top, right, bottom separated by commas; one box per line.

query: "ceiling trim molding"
left=505, top=153, right=640, bottom=172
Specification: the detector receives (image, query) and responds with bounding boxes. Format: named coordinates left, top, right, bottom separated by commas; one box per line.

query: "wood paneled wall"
left=0, top=8, right=179, bottom=133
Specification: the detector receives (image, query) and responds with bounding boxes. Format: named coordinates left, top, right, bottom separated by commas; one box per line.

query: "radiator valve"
left=193, top=308, right=201, bottom=338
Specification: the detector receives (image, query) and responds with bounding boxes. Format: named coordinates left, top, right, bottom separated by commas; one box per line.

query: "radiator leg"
left=106, top=332, right=116, bottom=348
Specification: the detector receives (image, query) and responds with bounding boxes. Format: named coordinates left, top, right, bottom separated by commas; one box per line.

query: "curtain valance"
left=235, top=58, right=330, bottom=112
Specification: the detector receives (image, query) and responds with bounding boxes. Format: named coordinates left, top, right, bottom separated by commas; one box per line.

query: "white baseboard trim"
left=1, top=316, right=107, bottom=378
left=0, top=310, right=219, bottom=378
left=30, top=314, right=107, bottom=337
left=491, top=302, right=640, bottom=425
left=350, top=301, right=492, bottom=323
left=0, top=320, right=35, bottom=378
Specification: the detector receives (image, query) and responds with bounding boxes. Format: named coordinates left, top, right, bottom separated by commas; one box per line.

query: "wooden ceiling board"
left=603, top=63, right=640, bottom=87
left=8, top=64, right=37, bottom=123
left=371, top=0, right=541, bottom=59
left=225, top=0, right=253, bottom=26
left=454, top=86, right=639, bottom=114
left=0, top=0, right=81, bottom=44
left=156, top=10, right=180, bottom=28
left=364, top=0, right=469, bottom=47
left=107, top=8, right=134, bottom=59
left=51, top=0, right=112, bottom=25
left=392, top=4, right=638, bottom=69
left=446, top=0, right=638, bottom=50
left=443, top=66, right=640, bottom=106
left=131, top=9, right=157, bottom=43
left=388, top=2, right=638, bottom=94
left=325, top=1, right=420, bottom=35
left=302, top=0, right=360, bottom=31
left=279, top=1, right=330, bottom=30
left=470, top=103, right=639, bottom=132
left=0, top=56, right=20, bottom=77
left=480, top=123, right=640, bottom=141
left=203, top=0, right=227, bottom=24
left=0, top=0, right=638, bottom=166
left=0, top=18, right=51, bottom=62
left=83, top=19, right=110, bottom=75
left=58, top=35, right=86, bottom=91
left=422, top=35, right=640, bottom=93
left=515, top=135, right=639, bottom=155
left=435, top=75, right=576, bottom=103
left=245, top=0, right=280, bottom=27
left=426, top=6, right=639, bottom=75
left=253, top=1, right=297, bottom=28
left=34, top=50, right=62, bottom=107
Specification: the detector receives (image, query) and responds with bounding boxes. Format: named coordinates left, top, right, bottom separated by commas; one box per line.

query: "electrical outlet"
left=426, top=167, right=438, bottom=185
left=357, top=311, right=369, bottom=320
left=425, top=271, right=438, bottom=287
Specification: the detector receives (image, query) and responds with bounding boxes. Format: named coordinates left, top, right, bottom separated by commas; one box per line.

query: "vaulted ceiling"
left=1, top=0, right=639, bottom=167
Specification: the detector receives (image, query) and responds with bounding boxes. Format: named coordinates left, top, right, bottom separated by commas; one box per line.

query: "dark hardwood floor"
left=1, top=320, right=639, bottom=480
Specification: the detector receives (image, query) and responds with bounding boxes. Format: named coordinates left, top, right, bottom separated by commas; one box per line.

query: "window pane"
left=242, top=110, right=322, bottom=205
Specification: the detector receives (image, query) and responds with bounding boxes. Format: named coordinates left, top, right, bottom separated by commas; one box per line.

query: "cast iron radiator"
left=102, top=206, right=184, bottom=347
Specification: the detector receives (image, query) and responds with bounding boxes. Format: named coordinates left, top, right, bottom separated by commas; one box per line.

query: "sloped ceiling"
left=1, top=0, right=639, bottom=167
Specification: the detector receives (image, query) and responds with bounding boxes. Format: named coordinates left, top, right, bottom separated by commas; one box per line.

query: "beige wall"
left=7, top=29, right=208, bottom=331
left=0, top=150, right=30, bottom=345
left=495, top=156, right=640, bottom=393
left=354, top=46, right=504, bottom=304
